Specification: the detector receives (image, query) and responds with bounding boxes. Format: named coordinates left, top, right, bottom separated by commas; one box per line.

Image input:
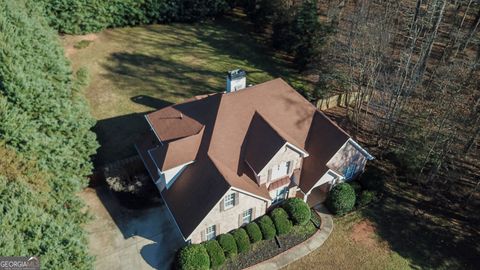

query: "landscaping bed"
left=221, top=210, right=321, bottom=270
left=175, top=198, right=321, bottom=270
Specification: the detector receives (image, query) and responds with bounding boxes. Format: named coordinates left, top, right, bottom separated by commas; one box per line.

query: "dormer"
left=143, top=106, right=205, bottom=191
left=244, top=112, right=308, bottom=186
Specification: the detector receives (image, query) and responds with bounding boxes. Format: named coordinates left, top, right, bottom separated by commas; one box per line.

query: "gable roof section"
left=244, top=112, right=288, bottom=173
left=149, top=127, right=204, bottom=171
left=146, top=106, right=204, bottom=142
left=161, top=158, right=230, bottom=238
left=299, top=111, right=350, bottom=192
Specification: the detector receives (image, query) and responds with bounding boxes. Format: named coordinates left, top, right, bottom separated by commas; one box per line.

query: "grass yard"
left=62, top=12, right=304, bottom=166
left=284, top=212, right=411, bottom=270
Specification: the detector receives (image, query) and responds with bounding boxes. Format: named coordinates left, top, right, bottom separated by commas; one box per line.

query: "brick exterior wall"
left=188, top=188, right=268, bottom=243
left=257, top=144, right=303, bottom=185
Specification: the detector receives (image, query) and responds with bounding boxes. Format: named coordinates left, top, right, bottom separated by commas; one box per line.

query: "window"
left=206, top=225, right=216, bottom=240
left=224, top=193, right=235, bottom=209
left=344, top=164, right=358, bottom=180
left=272, top=186, right=288, bottom=204
left=242, top=208, right=253, bottom=225
left=286, top=160, right=292, bottom=174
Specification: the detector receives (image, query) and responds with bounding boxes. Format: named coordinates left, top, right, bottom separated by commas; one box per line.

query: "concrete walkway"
left=247, top=204, right=333, bottom=270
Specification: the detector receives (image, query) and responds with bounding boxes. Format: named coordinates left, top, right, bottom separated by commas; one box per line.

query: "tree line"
left=39, top=0, right=235, bottom=34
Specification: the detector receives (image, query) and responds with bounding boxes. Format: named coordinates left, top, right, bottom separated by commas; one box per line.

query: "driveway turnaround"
left=80, top=186, right=186, bottom=270
left=247, top=204, right=334, bottom=270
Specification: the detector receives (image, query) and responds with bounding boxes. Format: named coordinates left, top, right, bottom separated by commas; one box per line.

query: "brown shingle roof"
left=299, top=111, right=350, bottom=192
left=141, top=78, right=351, bottom=238
left=149, top=127, right=204, bottom=171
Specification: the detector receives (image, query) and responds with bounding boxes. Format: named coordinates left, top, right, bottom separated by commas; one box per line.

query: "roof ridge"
left=254, top=111, right=306, bottom=152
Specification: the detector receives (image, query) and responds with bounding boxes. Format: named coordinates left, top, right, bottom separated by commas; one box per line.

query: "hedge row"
left=39, top=0, right=233, bottom=34
left=176, top=198, right=312, bottom=269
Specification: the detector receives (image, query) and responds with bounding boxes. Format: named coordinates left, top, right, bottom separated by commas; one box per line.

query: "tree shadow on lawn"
left=92, top=96, right=173, bottom=167
left=362, top=180, right=479, bottom=270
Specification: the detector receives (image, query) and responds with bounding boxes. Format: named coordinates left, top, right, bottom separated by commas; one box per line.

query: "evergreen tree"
left=0, top=1, right=98, bottom=268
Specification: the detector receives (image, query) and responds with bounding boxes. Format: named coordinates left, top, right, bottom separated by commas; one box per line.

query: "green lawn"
left=63, top=12, right=304, bottom=165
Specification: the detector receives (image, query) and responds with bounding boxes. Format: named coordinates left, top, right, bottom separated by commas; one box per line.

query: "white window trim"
left=224, top=193, right=235, bottom=210
left=206, top=225, right=216, bottom=241
left=242, top=208, right=253, bottom=225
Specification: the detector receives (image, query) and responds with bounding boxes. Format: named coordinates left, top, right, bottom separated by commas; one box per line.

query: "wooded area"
left=244, top=0, right=479, bottom=267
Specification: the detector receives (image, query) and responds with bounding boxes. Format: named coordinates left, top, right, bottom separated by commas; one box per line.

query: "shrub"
left=257, top=216, right=276, bottom=240
left=349, top=181, right=363, bottom=197
left=232, top=228, right=250, bottom=253
left=217, top=234, right=237, bottom=258
left=358, top=190, right=377, bottom=207
left=270, top=208, right=293, bottom=235
left=175, top=244, right=210, bottom=270
left=282, top=198, right=311, bottom=225
left=203, top=240, right=225, bottom=268
left=73, top=40, right=93, bottom=49
left=245, top=222, right=262, bottom=243
left=326, top=183, right=356, bottom=215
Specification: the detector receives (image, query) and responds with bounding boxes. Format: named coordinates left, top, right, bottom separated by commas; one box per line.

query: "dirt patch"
left=350, top=220, right=378, bottom=248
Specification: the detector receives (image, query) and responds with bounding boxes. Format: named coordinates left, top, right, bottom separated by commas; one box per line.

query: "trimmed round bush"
left=270, top=208, right=293, bottom=235
left=203, top=240, right=225, bottom=268
left=358, top=190, right=377, bottom=207
left=217, top=234, right=237, bottom=258
left=349, top=181, right=362, bottom=197
left=175, top=244, right=210, bottom=270
left=326, top=183, right=356, bottom=215
left=245, top=222, right=262, bottom=243
left=232, top=228, right=250, bottom=253
left=282, top=198, right=311, bottom=225
left=257, top=215, right=276, bottom=240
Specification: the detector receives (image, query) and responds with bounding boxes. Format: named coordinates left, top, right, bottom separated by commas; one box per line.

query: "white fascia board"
left=285, top=142, right=309, bottom=157
left=144, top=114, right=163, bottom=146
left=245, top=160, right=258, bottom=175
left=231, top=187, right=270, bottom=202
left=347, top=138, right=374, bottom=160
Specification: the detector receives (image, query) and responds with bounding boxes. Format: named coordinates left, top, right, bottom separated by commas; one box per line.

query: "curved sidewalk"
left=247, top=204, right=334, bottom=270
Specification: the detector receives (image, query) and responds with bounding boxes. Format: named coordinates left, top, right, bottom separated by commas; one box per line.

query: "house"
left=136, top=72, right=373, bottom=244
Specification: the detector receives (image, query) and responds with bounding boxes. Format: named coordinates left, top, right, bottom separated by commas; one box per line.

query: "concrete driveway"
left=80, top=186, right=186, bottom=270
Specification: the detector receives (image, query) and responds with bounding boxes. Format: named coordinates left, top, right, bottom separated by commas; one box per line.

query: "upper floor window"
left=272, top=186, right=288, bottom=204
left=206, top=225, right=216, bottom=240
left=242, top=208, right=253, bottom=225
left=224, top=193, right=236, bottom=209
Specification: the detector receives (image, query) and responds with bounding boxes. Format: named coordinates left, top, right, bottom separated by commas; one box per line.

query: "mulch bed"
left=221, top=210, right=322, bottom=270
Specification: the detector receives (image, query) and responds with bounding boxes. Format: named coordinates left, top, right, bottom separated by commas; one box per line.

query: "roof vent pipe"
left=226, top=69, right=246, bottom=93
